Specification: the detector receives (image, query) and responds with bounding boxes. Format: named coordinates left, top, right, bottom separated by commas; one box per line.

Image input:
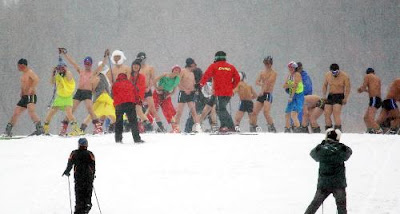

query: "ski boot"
left=156, top=121, right=166, bottom=133
left=134, top=138, right=145, bottom=143
left=284, top=127, right=292, bottom=133
left=300, top=126, right=309, bottom=133
left=29, top=121, right=44, bottom=136
left=311, top=126, right=321, bottom=133
left=193, top=123, right=202, bottom=133
left=293, top=126, right=303, bottom=133
left=108, top=123, right=115, bottom=133
left=143, top=120, right=154, bottom=132
left=250, top=125, right=258, bottom=133
left=68, top=122, right=84, bottom=136
left=92, top=119, right=103, bottom=135
left=234, top=125, right=241, bottom=132
left=43, top=122, right=50, bottom=135
left=267, top=124, right=277, bottom=133
left=211, top=123, right=219, bottom=133
left=386, top=127, right=399, bottom=135
left=59, top=120, right=69, bottom=136
left=80, top=123, right=88, bottom=133
left=4, top=123, right=13, bottom=137
left=325, top=125, right=332, bottom=131
left=334, top=125, right=342, bottom=132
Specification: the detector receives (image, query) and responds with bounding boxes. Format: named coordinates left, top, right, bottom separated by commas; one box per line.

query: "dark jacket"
left=310, top=139, right=352, bottom=189
left=64, top=148, right=96, bottom=182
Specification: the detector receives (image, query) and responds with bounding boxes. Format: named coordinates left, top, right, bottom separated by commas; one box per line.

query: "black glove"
left=62, top=171, right=70, bottom=177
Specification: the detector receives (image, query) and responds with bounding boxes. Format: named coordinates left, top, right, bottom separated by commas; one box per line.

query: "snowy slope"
left=0, top=133, right=399, bottom=214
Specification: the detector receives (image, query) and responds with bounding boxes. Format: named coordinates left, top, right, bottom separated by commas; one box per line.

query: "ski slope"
left=0, top=133, right=399, bottom=214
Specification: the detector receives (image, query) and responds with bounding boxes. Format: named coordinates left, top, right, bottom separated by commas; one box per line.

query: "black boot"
left=325, top=125, right=332, bottom=131
left=143, top=120, right=153, bottom=132
left=301, top=126, right=309, bottom=133
left=108, top=123, right=115, bottom=133
left=267, top=124, right=277, bottom=133
left=156, top=121, right=166, bottom=133
left=80, top=124, right=88, bottom=132
left=334, top=125, right=342, bottom=132
left=311, top=126, right=321, bottom=133
left=284, top=127, right=291, bottom=133
left=4, top=123, right=13, bottom=137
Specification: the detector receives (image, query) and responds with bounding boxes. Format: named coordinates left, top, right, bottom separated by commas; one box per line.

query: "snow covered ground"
left=0, top=133, right=399, bottom=214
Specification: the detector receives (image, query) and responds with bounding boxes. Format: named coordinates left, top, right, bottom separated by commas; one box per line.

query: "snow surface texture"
left=1, top=1, right=400, bottom=134
left=0, top=133, right=399, bottom=214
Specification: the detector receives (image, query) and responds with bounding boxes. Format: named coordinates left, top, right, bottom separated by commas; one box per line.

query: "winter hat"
left=185, top=58, right=196, bottom=68
left=366, top=67, right=375, bottom=74
left=214, top=51, right=227, bottom=61
left=136, top=52, right=146, bottom=60
left=111, top=50, right=127, bottom=65
left=78, top=138, right=88, bottom=147
left=325, top=128, right=341, bottom=141
left=18, top=58, right=28, bottom=66
left=287, top=61, right=298, bottom=69
left=171, top=65, right=181, bottom=73
left=84, top=56, right=93, bottom=65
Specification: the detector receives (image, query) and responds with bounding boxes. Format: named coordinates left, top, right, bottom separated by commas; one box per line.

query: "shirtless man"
left=233, top=72, right=257, bottom=132
left=199, top=81, right=218, bottom=132
left=175, top=64, right=201, bottom=133
left=322, top=63, right=351, bottom=131
left=107, top=50, right=130, bottom=84
left=376, top=78, right=400, bottom=134
left=3, top=59, right=44, bottom=137
left=251, top=56, right=277, bottom=132
left=357, top=68, right=382, bottom=133
left=302, top=95, right=326, bottom=133
left=136, top=52, right=165, bottom=131
left=59, top=48, right=109, bottom=135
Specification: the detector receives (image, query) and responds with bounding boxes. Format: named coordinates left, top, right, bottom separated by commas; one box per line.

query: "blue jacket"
left=301, top=70, right=313, bottom=96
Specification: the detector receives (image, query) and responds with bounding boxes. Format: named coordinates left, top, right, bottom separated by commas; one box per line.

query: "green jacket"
left=310, top=139, right=352, bottom=189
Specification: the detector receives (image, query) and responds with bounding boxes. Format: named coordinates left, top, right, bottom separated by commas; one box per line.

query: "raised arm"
left=93, top=49, right=110, bottom=76
left=59, top=48, right=81, bottom=73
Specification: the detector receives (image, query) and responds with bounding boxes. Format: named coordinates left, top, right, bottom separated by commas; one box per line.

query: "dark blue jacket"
left=301, top=70, right=313, bottom=96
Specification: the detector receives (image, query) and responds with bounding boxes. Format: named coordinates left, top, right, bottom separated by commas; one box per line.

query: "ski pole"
left=68, top=177, right=73, bottom=214
left=107, top=56, right=114, bottom=84
left=93, top=185, right=103, bottom=214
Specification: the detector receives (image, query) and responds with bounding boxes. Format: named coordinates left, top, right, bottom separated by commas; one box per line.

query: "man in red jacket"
left=112, top=73, right=144, bottom=143
left=200, top=51, right=240, bottom=131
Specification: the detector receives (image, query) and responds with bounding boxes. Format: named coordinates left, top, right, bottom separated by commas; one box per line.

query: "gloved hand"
left=62, top=171, right=70, bottom=177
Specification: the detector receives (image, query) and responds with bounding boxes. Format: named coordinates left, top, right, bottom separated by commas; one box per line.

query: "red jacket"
left=200, top=61, right=240, bottom=96
left=130, top=72, right=146, bottom=101
left=112, top=73, right=138, bottom=106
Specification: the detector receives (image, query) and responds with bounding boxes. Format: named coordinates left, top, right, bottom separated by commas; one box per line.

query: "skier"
left=43, top=59, right=81, bottom=136
left=233, top=72, right=257, bottom=132
left=112, top=71, right=144, bottom=143
left=175, top=61, right=202, bottom=133
left=251, top=56, right=277, bottom=132
left=357, top=68, right=382, bottom=133
left=303, top=95, right=326, bottom=133
left=184, top=58, right=206, bottom=133
left=3, top=58, right=44, bottom=137
left=58, top=48, right=109, bottom=135
left=283, top=61, right=304, bottom=133
left=200, top=51, right=240, bottom=132
left=198, top=80, right=218, bottom=132
left=322, top=63, right=351, bottom=131
left=376, top=78, right=400, bottom=134
left=136, top=52, right=166, bottom=132
left=80, top=61, right=116, bottom=133
left=106, top=50, right=130, bottom=84
left=130, top=59, right=158, bottom=132
left=304, top=128, right=352, bottom=214
left=62, top=138, right=96, bottom=214
left=150, top=65, right=181, bottom=132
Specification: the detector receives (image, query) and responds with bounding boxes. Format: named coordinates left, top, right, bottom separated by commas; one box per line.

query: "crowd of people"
left=3, top=48, right=400, bottom=142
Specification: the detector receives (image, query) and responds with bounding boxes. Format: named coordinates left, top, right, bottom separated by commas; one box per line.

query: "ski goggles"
left=331, top=70, right=340, bottom=77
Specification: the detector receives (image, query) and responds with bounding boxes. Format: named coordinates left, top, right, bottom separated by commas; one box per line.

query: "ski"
left=0, top=136, right=26, bottom=140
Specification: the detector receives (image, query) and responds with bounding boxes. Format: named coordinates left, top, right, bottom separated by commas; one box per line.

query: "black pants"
left=115, top=102, right=141, bottom=142
left=216, top=96, right=234, bottom=129
left=305, top=188, right=347, bottom=214
left=184, top=93, right=206, bottom=132
left=74, top=180, right=93, bottom=214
